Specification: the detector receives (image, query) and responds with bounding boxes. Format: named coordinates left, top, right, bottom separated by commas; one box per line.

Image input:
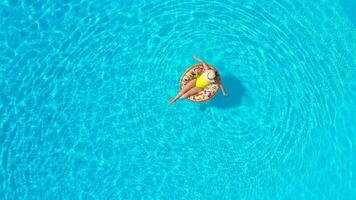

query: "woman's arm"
left=193, top=54, right=209, bottom=70
left=215, top=79, right=228, bottom=96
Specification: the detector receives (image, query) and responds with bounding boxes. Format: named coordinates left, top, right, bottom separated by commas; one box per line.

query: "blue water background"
left=0, top=0, right=355, bottom=199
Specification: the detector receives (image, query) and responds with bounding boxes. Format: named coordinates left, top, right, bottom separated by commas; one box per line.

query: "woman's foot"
left=169, top=97, right=178, bottom=105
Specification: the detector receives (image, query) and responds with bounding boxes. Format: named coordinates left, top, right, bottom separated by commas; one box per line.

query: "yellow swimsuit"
left=196, top=72, right=210, bottom=89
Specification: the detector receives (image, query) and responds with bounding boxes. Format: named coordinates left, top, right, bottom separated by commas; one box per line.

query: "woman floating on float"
left=169, top=54, right=228, bottom=105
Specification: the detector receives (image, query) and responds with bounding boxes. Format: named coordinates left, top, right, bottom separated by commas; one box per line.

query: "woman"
left=169, top=54, right=228, bottom=105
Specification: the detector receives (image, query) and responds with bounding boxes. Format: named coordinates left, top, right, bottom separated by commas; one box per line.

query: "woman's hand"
left=217, top=81, right=228, bottom=97
left=193, top=54, right=199, bottom=60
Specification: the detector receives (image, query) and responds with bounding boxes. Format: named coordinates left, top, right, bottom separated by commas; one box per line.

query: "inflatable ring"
left=180, top=64, right=220, bottom=102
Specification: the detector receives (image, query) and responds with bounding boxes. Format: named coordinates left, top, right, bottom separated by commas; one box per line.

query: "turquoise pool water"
left=1, top=0, right=355, bottom=199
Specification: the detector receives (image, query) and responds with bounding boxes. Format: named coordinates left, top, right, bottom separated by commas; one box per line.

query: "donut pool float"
left=180, top=64, right=220, bottom=102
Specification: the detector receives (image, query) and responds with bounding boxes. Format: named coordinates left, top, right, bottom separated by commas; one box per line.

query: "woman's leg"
left=180, top=87, right=203, bottom=99
left=169, top=79, right=196, bottom=104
